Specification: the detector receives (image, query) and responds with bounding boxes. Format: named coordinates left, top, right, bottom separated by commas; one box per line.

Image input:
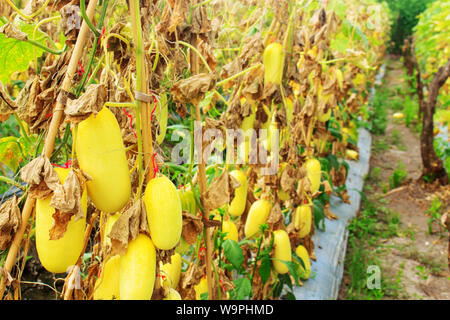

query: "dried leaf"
left=181, top=212, right=203, bottom=245
left=267, top=201, right=283, bottom=227
left=65, top=84, right=107, bottom=123
left=168, top=0, right=188, bottom=34
left=108, top=199, right=149, bottom=255
left=0, top=196, right=21, bottom=250
left=203, top=170, right=230, bottom=212
left=0, top=81, right=17, bottom=122
left=0, top=22, right=28, bottom=41
left=48, top=169, right=85, bottom=240
left=170, top=73, right=216, bottom=104
left=20, top=155, right=60, bottom=199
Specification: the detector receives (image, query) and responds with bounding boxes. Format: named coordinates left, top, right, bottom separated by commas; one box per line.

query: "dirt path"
left=339, top=57, right=450, bottom=300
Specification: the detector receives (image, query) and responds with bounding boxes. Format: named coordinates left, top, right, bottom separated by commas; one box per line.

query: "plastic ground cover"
left=293, top=127, right=372, bottom=300
left=293, top=65, right=386, bottom=300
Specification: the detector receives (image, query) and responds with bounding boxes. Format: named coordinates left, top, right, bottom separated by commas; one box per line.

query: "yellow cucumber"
left=102, top=212, right=121, bottom=248
left=164, top=288, right=182, bottom=300
left=93, top=255, right=121, bottom=300
left=194, top=276, right=208, bottom=300
left=178, top=185, right=197, bottom=216
left=273, top=230, right=292, bottom=274
left=35, top=167, right=87, bottom=273
left=159, top=252, right=182, bottom=290
left=228, top=170, right=248, bottom=217
left=346, top=149, right=359, bottom=160
left=175, top=236, right=192, bottom=255
left=263, top=42, right=284, bottom=85
left=119, top=234, right=156, bottom=300
left=244, top=199, right=272, bottom=238
left=217, top=218, right=239, bottom=242
left=156, top=92, right=168, bottom=144
left=144, top=175, right=182, bottom=250
left=305, top=158, right=321, bottom=194
left=294, top=204, right=312, bottom=238
left=285, top=97, right=294, bottom=127
left=75, top=107, right=131, bottom=213
left=317, top=108, right=331, bottom=122
left=295, top=245, right=311, bottom=280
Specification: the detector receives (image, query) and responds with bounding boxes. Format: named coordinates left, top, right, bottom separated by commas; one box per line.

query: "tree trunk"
left=420, top=58, right=450, bottom=185
left=402, top=37, right=414, bottom=87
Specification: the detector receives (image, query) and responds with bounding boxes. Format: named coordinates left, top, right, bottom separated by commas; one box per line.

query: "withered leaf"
left=108, top=199, right=149, bottom=255
left=324, top=204, right=338, bottom=221
left=191, top=6, right=211, bottom=34
left=0, top=196, right=21, bottom=250
left=181, top=212, right=203, bottom=245
left=0, top=22, right=28, bottom=41
left=280, top=165, right=297, bottom=193
left=48, top=169, right=86, bottom=240
left=20, top=155, right=60, bottom=199
left=65, top=84, right=107, bottom=123
left=203, top=170, right=230, bottom=213
left=0, top=81, right=17, bottom=122
left=266, top=201, right=283, bottom=227
left=168, top=0, right=188, bottom=34
left=170, top=73, right=216, bottom=104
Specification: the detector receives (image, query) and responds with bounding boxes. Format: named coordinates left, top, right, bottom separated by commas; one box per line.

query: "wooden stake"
left=130, top=0, right=153, bottom=184
left=190, top=33, right=216, bottom=300
left=0, top=0, right=99, bottom=299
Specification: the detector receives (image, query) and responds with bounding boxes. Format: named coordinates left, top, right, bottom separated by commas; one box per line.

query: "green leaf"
left=0, top=20, right=47, bottom=84
left=258, top=255, right=272, bottom=285
left=0, top=136, right=23, bottom=171
left=222, top=239, right=244, bottom=270
left=312, top=199, right=325, bottom=231
left=276, top=260, right=301, bottom=286
left=229, top=277, right=252, bottom=300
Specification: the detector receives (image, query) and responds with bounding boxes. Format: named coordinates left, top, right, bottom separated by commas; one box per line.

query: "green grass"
left=342, top=197, right=405, bottom=300
left=388, top=161, right=408, bottom=189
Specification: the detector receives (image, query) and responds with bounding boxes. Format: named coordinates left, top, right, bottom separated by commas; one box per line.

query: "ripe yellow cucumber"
left=144, top=175, right=182, bottom=250
left=93, top=255, right=121, bottom=300
left=102, top=212, right=121, bottom=248
left=214, top=216, right=239, bottom=242
left=194, top=276, right=208, bottom=300
left=156, top=92, right=168, bottom=145
left=272, top=230, right=292, bottom=274
left=164, top=288, right=182, bottom=300
left=35, top=167, right=87, bottom=273
left=178, top=185, right=197, bottom=215
left=294, top=205, right=312, bottom=238
left=75, top=107, right=131, bottom=213
left=244, top=199, right=272, bottom=238
left=228, top=170, right=248, bottom=217
left=263, top=42, right=284, bottom=85
left=317, top=108, right=331, bottom=122
left=159, top=252, right=182, bottom=290
left=305, top=158, right=321, bottom=193
left=295, top=245, right=311, bottom=280
left=175, top=236, right=191, bottom=255
left=119, top=234, right=156, bottom=300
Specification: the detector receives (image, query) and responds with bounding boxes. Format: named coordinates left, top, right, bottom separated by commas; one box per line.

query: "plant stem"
left=215, top=64, right=261, bottom=87
left=76, top=0, right=109, bottom=96
left=26, top=39, right=67, bottom=55
left=250, top=233, right=264, bottom=286
left=80, top=0, right=100, bottom=37
left=178, top=40, right=213, bottom=73
left=0, top=176, right=24, bottom=190
left=5, top=0, right=50, bottom=20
